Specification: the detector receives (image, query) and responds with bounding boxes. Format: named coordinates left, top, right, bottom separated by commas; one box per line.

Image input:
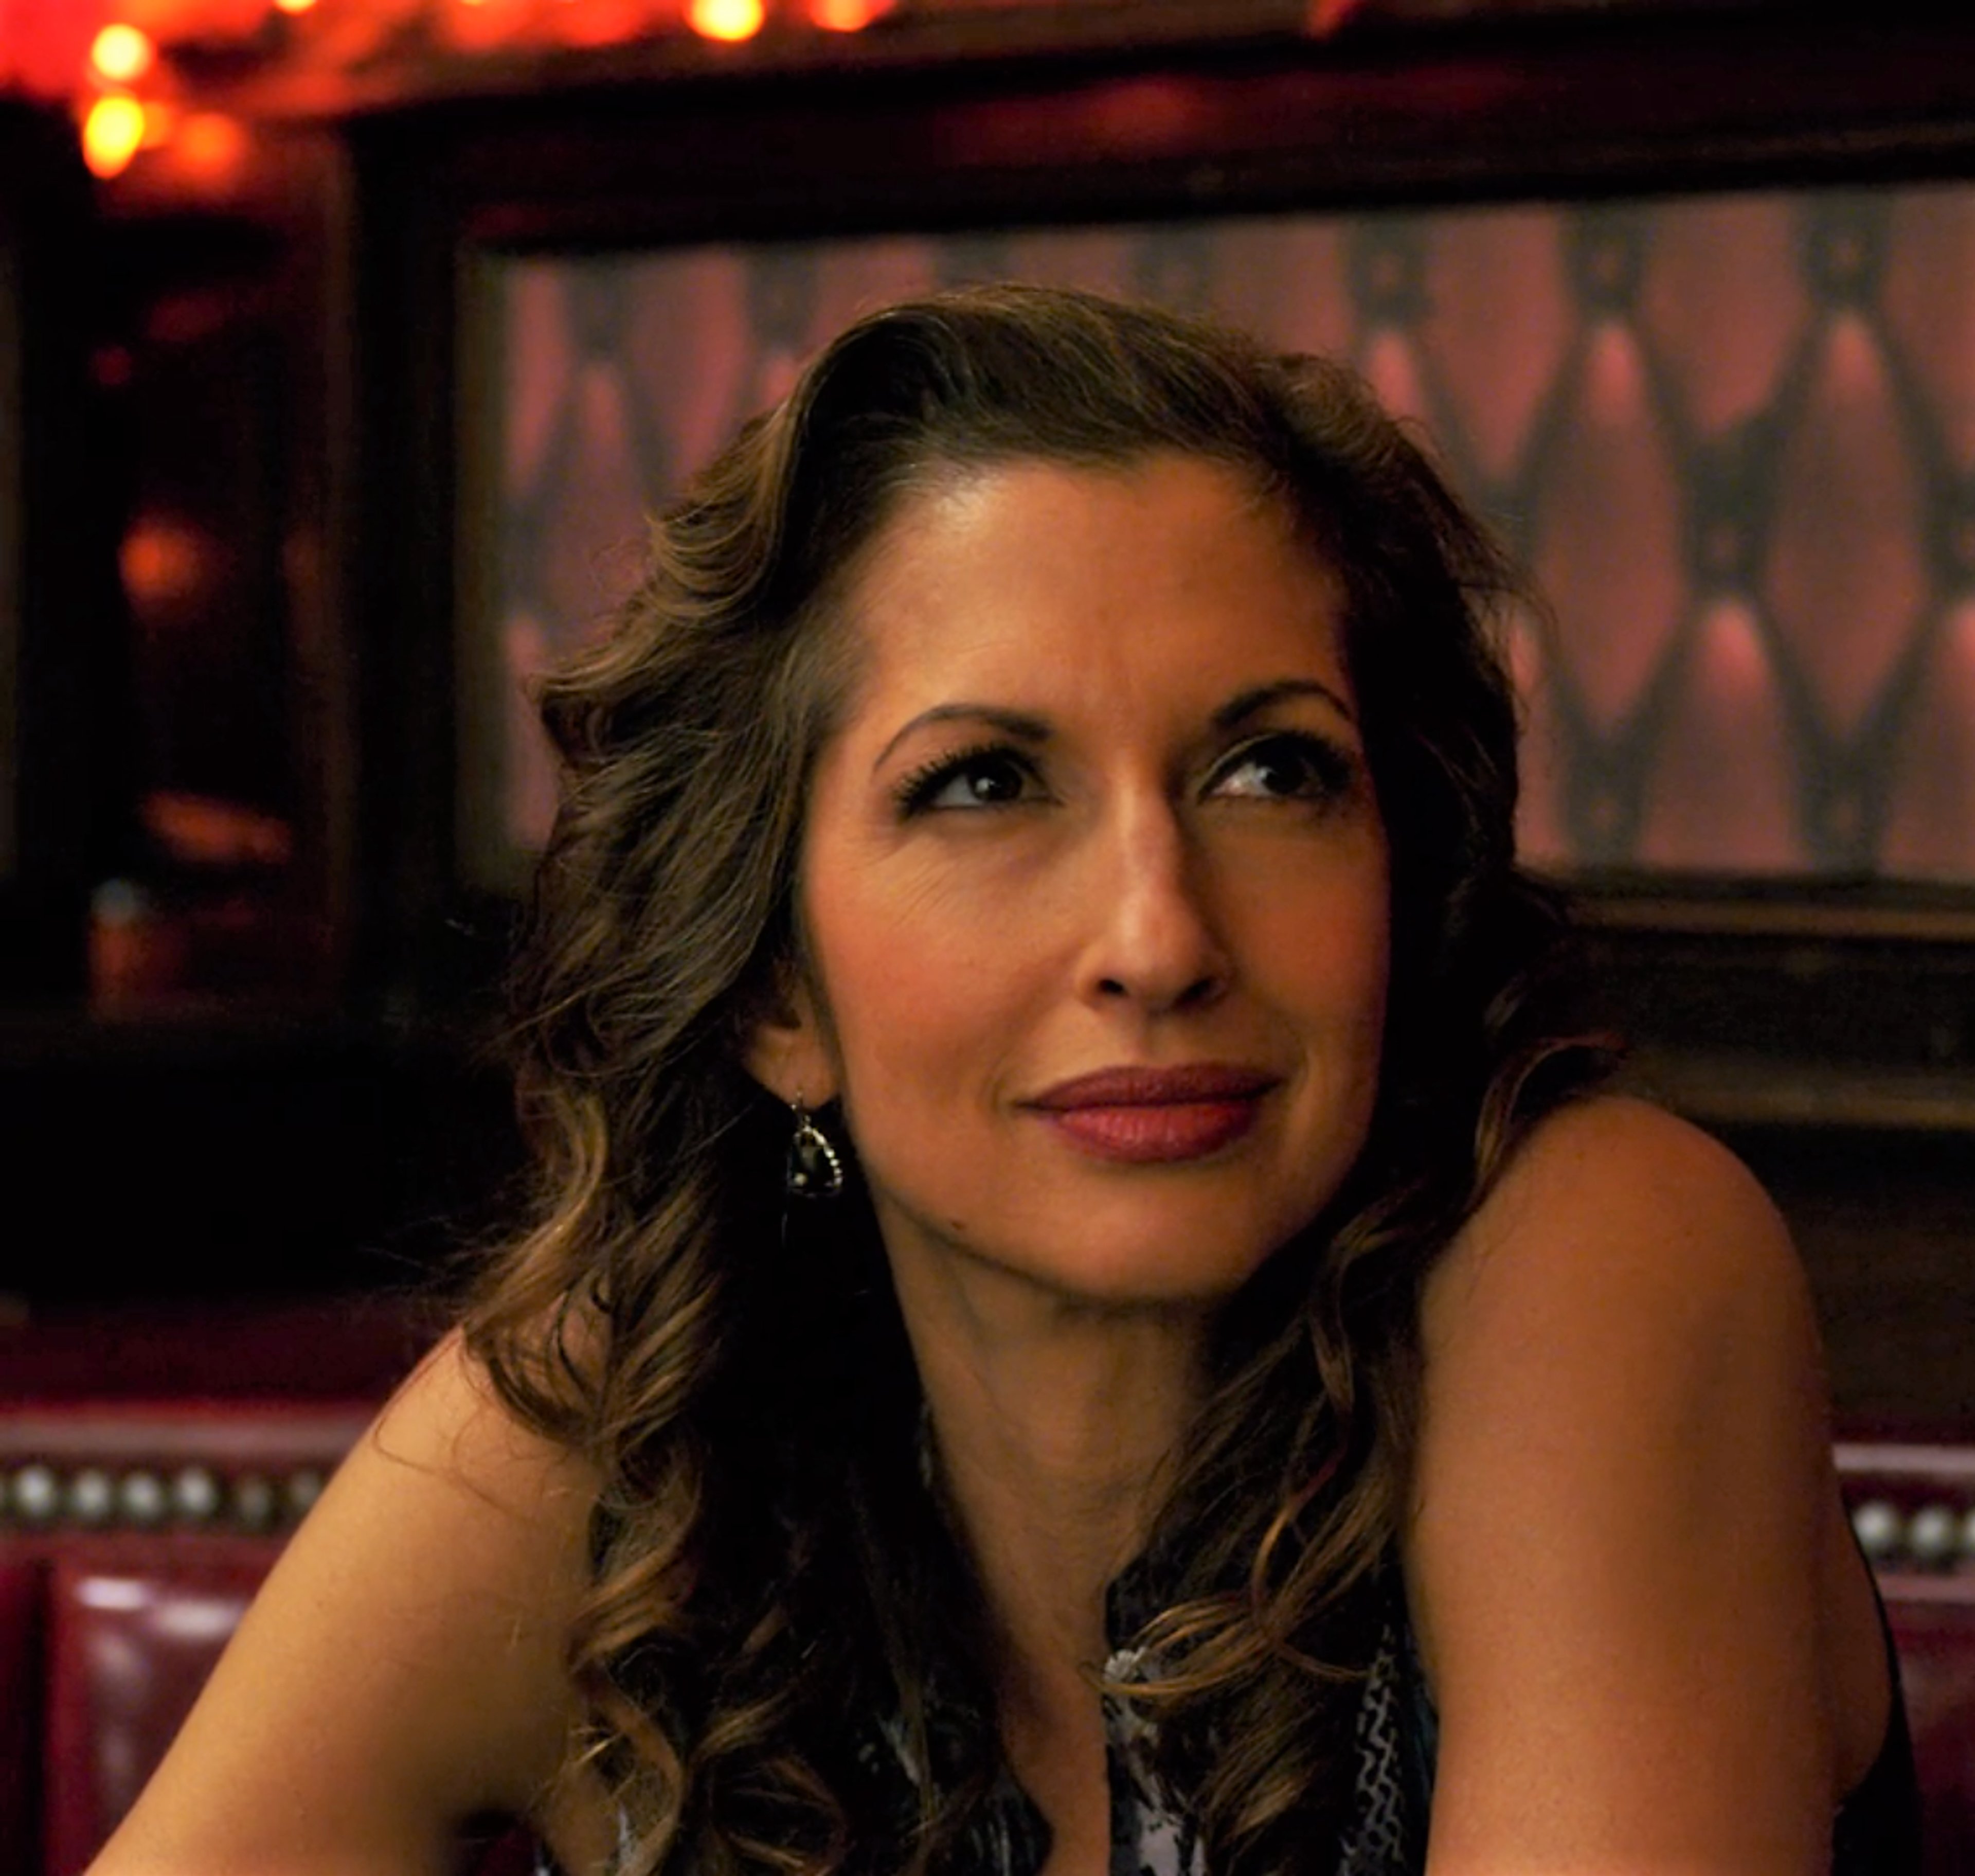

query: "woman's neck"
left=878, top=1233, right=1214, bottom=1872
left=889, top=1243, right=1210, bottom=1692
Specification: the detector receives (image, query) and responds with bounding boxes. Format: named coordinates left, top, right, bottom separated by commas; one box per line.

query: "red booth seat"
left=0, top=1563, right=40, bottom=1872
left=1838, top=1442, right=1975, bottom=1875
left=4, top=1403, right=1972, bottom=1875
left=0, top=1401, right=374, bottom=1876
left=44, top=1543, right=271, bottom=1876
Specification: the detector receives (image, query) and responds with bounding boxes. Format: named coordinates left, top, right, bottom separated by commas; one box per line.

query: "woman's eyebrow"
left=1212, top=677, right=1358, bottom=730
left=872, top=703, right=1051, bottom=773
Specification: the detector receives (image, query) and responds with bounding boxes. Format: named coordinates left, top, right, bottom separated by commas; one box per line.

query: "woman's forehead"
left=828, top=453, right=1350, bottom=729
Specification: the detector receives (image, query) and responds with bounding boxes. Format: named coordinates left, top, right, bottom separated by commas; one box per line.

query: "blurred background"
left=0, top=0, right=1970, bottom=1416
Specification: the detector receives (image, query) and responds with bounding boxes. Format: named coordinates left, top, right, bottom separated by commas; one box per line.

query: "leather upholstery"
left=1, top=1396, right=383, bottom=1873
left=0, top=1562, right=41, bottom=1876
left=0, top=1392, right=543, bottom=1876
left=4, top=1399, right=1971, bottom=1874
left=1889, top=1597, right=1975, bottom=1876
left=1837, top=1442, right=1975, bottom=1876
left=43, top=1543, right=271, bottom=1876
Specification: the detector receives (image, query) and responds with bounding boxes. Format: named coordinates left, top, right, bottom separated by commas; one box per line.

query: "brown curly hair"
left=462, top=283, right=1601, bottom=1876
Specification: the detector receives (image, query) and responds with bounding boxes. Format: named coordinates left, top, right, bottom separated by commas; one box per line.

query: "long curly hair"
left=462, top=283, right=1601, bottom=1876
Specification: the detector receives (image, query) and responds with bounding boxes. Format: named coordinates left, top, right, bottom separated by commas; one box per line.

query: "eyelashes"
left=891, top=730, right=1364, bottom=820
left=1204, top=730, right=1362, bottom=805
left=893, top=742, right=1044, bottom=817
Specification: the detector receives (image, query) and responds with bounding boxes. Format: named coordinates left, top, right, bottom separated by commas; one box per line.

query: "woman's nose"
left=1078, top=797, right=1231, bottom=1014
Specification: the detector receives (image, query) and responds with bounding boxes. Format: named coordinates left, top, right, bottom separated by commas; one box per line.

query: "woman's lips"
left=1025, top=1065, right=1279, bottom=1165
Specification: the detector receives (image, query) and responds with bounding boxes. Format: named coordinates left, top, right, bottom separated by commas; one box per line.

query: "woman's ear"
left=742, top=975, right=840, bottom=1109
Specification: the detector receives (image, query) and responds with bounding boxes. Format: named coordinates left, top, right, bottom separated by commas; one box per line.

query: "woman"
left=93, top=284, right=1917, bottom=1876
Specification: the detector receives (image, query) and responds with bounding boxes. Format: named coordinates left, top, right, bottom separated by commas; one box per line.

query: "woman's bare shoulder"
left=1414, top=1093, right=1827, bottom=1536
left=1406, top=1096, right=1842, bottom=1872
left=1420, top=1093, right=1815, bottom=1375
left=88, top=1329, right=613, bottom=1876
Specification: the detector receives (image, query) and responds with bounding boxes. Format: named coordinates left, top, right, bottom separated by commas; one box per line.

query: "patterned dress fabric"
left=1094, top=1624, right=1424, bottom=1876
left=1085, top=1565, right=1428, bottom=1876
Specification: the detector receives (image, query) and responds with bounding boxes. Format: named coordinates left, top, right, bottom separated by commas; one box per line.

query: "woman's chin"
left=889, top=1205, right=1303, bottom=1316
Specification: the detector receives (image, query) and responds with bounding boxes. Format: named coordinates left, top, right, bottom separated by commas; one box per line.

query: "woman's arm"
left=1407, top=1096, right=1881, bottom=1875
left=87, top=1330, right=617, bottom=1876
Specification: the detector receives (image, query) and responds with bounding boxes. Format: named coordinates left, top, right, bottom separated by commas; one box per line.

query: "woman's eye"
left=1208, top=733, right=1357, bottom=804
left=897, top=748, right=1042, bottom=815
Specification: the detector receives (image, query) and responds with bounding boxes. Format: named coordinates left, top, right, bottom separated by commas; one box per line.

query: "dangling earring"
left=785, top=1097, right=845, bottom=1201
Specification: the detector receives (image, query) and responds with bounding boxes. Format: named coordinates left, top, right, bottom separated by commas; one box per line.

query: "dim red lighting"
left=83, top=94, right=147, bottom=177
left=90, top=23, right=156, bottom=84
left=92, top=345, right=135, bottom=390
left=688, top=0, right=765, bottom=42
left=810, top=0, right=890, bottom=26
left=143, top=792, right=294, bottom=868
left=120, top=517, right=211, bottom=612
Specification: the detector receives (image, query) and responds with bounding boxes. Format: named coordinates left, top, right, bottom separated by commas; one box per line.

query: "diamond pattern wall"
left=482, top=183, right=1975, bottom=884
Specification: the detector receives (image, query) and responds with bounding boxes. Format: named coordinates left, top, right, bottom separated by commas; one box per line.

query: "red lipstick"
left=1025, top=1064, right=1278, bottom=1165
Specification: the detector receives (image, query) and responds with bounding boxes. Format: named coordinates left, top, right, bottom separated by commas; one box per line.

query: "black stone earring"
left=785, top=1098, right=845, bottom=1201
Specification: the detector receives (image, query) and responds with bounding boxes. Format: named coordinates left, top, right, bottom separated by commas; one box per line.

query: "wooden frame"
left=0, top=104, right=102, bottom=1002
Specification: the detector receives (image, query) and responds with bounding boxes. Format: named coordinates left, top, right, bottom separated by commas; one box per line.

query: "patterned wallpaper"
left=471, top=185, right=1975, bottom=889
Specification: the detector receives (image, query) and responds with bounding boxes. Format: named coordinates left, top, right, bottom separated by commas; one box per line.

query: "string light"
left=83, top=94, right=147, bottom=178
left=61, top=0, right=941, bottom=174
left=90, top=25, right=157, bottom=85
left=688, top=0, right=765, bottom=42
left=810, top=0, right=891, bottom=27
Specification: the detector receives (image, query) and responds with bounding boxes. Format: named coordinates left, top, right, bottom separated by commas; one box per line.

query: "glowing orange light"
left=83, top=95, right=147, bottom=178
left=176, top=112, right=247, bottom=178
left=688, top=0, right=765, bottom=42
left=91, top=24, right=156, bottom=85
left=810, top=0, right=890, bottom=27
left=120, top=518, right=210, bottom=611
left=274, top=0, right=319, bottom=13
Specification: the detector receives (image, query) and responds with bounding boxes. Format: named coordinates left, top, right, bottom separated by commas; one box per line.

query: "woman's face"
left=751, top=452, right=1391, bottom=1309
